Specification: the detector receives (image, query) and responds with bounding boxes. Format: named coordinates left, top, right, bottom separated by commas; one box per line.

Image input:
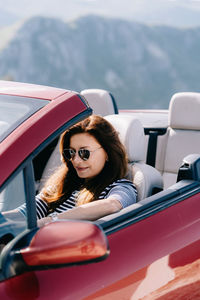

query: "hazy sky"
left=1, top=0, right=200, bottom=18
left=1, top=0, right=200, bottom=27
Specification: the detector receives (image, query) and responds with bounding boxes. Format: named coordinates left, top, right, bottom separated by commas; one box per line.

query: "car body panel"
left=1, top=191, right=200, bottom=299
left=0, top=80, right=67, bottom=100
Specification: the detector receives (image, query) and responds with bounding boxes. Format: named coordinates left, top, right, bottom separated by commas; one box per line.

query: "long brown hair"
left=41, top=115, right=128, bottom=208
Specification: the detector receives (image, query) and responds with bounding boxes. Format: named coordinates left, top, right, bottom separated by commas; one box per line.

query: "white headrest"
left=105, top=114, right=146, bottom=162
left=169, top=92, right=200, bottom=130
left=80, top=89, right=117, bottom=116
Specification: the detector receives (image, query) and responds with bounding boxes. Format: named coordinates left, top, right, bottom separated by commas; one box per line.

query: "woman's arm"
left=38, top=197, right=122, bottom=227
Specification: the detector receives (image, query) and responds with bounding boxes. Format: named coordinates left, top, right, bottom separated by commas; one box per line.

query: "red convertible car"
left=0, top=80, right=200, bottom=299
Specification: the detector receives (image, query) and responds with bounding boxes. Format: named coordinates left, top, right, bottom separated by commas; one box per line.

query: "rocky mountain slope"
left=0, top=15, right=200, bottom=109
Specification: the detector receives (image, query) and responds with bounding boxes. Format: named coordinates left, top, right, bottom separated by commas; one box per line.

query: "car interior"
left=33, top=89, right=200, bottom=204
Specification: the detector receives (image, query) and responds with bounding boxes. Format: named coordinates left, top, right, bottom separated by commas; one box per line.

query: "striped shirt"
left=18, top=179, right=137, bottom=219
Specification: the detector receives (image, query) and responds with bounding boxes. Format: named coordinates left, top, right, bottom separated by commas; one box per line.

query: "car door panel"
left=1, top=192, right=199, bottom=299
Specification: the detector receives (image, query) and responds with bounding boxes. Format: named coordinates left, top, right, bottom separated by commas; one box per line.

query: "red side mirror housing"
left=20, top=220, right=109, bottom=267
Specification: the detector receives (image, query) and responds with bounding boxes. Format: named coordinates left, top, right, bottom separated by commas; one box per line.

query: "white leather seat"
left=80, top=89, right=118, bottom=116
left=105, top=114, right=163, bottom=201
left=155, top=92, right=200, bottom=189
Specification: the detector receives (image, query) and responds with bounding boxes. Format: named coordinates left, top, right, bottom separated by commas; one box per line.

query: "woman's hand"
left=37, top=216, right=51, bottom=227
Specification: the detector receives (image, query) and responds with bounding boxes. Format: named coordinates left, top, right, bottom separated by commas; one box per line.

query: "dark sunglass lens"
left=79, top=149, right=90, bottom=160
left=64, top=149, right=75, bottom=160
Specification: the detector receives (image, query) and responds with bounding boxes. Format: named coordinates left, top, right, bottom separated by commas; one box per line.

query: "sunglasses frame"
left=63, top=147, right=102, bottom=161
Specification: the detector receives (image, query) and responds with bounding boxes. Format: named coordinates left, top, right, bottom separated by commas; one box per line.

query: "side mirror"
left=2, top=220, right=109, bottom=278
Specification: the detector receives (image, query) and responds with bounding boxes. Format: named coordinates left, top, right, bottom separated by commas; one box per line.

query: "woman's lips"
left=76, top=167, right=88, bottom=172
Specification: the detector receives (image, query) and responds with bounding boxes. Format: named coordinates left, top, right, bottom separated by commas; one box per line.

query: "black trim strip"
left=96, top=180, right=200, bottom=235
left=146, top=131, right=158, bottom=167
left=144, top=128, right=167, bottom=135
left=109, top=92, right=119, bottom=114
left=145, top=128, right=167, bottom=167
left=23, top=163, right=37, bottom=229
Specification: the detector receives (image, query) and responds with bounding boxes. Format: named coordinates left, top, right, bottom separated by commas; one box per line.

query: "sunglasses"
left=63, top=147, right=102, bottom=161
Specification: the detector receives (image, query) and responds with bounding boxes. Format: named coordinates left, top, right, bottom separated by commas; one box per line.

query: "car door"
left=1, top=177, right=200, bottom=300
left=24, top=181, right=200, bottom=300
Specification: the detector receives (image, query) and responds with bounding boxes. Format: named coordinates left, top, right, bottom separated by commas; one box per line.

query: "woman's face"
left=69, top=133, right=108, bottom=179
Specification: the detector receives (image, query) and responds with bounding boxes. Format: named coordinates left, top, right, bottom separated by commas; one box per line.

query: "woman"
left=19, top=115, right=137, bottom=226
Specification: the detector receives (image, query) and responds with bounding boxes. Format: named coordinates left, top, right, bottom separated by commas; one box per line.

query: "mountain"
left=0, top=15, right=200, bottom=109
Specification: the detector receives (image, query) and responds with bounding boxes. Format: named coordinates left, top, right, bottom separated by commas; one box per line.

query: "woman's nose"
left=72, top=153, right=82, bottom=162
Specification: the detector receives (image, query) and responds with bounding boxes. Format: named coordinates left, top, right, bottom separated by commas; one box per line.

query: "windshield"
left=0, top=95, right=49, bottom=142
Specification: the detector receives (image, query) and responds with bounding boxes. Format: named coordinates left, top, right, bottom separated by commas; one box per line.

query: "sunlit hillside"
left=1, top=15, right=200, bottom=109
